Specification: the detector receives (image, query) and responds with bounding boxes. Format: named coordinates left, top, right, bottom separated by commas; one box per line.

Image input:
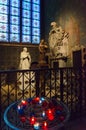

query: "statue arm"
left=27, top=52, right=31, bottom=63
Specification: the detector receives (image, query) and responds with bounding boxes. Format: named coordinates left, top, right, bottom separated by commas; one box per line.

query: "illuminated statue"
left=62, top=32, right=69, bottom=56
left=56, top=32, right=69, bottom=57
left=48, top=21, right=70, bottom=68
left=17, top=47, right=34, bottom=90
left=49, top=21, right=64, bottom=56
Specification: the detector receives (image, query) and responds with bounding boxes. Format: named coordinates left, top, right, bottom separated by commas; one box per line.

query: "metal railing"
left=0, top=67, right=86, bottom=129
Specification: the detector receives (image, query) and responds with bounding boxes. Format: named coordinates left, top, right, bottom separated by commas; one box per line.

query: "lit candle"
left=43, top=121, right=48, bottom=128
left=39, top=99, right=42, bottom=104
left=21, top=100, right=27, bottom=107
left=39, top=97, right=45, bottom=104
left=47, top=109, right=52, bottom=115
left=42, top=111, right=46, bottom=117
left=40, top=97, right=45, bottom=101
left=35, top=97, right=40, bottom=103
left=34, top=122, right=40, bottom=130
left=48, top=114, right=54, bottom=120
left=47, top=109, right=54, bottom=120
left=17, top=105, right=24, bottom=115
left=30, top=116, right=36, bottom=125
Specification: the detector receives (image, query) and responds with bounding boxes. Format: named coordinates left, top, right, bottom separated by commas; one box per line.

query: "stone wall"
left=43, top=0, right=86, bottom=48
left=0, top=44, right=39, bottom=70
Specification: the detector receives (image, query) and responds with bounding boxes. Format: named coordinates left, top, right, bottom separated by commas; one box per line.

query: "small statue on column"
left=38, top=39, right=48, bottom=95
left=38, top=39, right=48, bottom=65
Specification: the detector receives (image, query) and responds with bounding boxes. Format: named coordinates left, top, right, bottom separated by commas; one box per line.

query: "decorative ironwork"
left=0, top=67, right=86, bottom=129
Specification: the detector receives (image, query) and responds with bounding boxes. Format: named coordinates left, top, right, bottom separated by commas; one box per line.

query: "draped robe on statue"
left=17, top=48, right=35, bottom=90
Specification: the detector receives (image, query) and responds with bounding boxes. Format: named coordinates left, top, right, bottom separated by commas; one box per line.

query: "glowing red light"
left=48, top=109, right=52, bottom=114
left=32, top=97, right=40, bottom=104
left=30, top=116, right=36, bottom=125
left=47, top=109, right=54, bottom=120
left=48, top=114, right=54, bottom=120
left=35, top=97, right=40, bottom=101
left=43, top=121, right=48, bottom=128
left=21, top=100, right=28, bottom=106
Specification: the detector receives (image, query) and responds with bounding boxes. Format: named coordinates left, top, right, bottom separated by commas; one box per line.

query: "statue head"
left=40, top=39, right=45, bottom=44
left=23, top=47, right=27, bottom=52
left=51, top=22, right=57, bottom=28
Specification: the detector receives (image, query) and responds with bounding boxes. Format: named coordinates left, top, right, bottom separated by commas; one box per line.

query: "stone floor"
left=64, top=117, right=86, bottom=130
left=46, top=117, right=86, bottom=130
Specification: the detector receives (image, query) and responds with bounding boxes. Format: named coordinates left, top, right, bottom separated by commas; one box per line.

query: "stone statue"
left=48, top=21, right=64, bottom=56
left=17, top=47, right=34, bottom=90
left=60, top=32, right=69, bottom=57
left=19, top=47, right=31, bottom=70
left=48, top=21, right=70, bottom=68
left=39, top=39, right=48, bottom=64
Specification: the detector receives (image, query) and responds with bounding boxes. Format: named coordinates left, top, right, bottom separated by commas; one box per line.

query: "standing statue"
left=48, top=21, right=70, bottom=68
left=17, top=47, right=33, bottom=90
left=49, top=21, right=64, bottom=56
left=39, top=39, right=48, bottom=64
left=19, top=47, right=31, bottom=70
left=38, top=39, right=48, bottom=95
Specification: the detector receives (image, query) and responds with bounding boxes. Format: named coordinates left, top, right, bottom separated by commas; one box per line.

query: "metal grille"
left=0, top=67, right=86, bottom=129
